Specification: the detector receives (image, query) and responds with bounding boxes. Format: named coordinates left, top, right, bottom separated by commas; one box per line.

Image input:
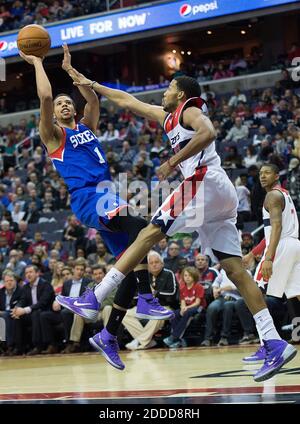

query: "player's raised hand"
left=62, top=43, right=72, bottom=72
left=72, top=69, right=94, bottom=88
left=19, top=50, right=43, bottom=65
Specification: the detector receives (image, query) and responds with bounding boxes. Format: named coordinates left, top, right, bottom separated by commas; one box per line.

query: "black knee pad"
left=107, top=214, right=148, bottom=264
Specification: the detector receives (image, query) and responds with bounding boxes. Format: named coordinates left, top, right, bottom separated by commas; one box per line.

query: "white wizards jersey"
left=163, top=97, right=221, bottom=178
left=263, top=186, right=299, bottom=245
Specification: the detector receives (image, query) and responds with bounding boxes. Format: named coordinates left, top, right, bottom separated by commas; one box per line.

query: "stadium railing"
left=15, top=133, right=36, bottom=168
left=0, top=67, right=294, bottom=127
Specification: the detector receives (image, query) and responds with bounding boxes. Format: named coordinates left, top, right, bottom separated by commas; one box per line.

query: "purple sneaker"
left=136, top=294, right=175, bottom=320
left=89, top=329, right=125, bottom=370
left=56, top=288, right=100, bottom=321
left=253, top=339, right=297, bottom=382
left=243, top=345, right=266, bottom=363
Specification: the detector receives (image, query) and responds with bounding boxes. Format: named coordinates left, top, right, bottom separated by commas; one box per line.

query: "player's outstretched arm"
left=73, top=73, right=167, bottom=126
left=62, top=44, right=99, bottom=133
left=19, top=52, right=61, bottom=151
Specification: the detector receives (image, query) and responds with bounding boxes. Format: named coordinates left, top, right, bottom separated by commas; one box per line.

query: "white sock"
left=255, top=324, right=263, bottom=346
left=253, top=308, right=281, bottom=342
left=94, top=267, right=125, bottom=304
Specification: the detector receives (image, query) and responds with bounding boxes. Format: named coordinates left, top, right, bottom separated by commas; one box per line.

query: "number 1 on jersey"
left=94, top=147, right=105, bottom=164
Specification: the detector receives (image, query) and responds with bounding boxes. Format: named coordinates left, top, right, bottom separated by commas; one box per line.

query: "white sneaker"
left=125, top=339, right=140, bottom=350
left=144, top=340, right=157, bottom=349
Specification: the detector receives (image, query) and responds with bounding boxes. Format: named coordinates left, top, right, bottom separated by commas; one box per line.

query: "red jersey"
left=180, top=282, right=205, bottom=307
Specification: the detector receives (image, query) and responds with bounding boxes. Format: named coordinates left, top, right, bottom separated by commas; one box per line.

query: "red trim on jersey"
left=161, top=166, right=207, bottom=218
left=164, top=114, right=173, bottom=133
left=164, top=97, right=205, bottom=133
left=251, top=238, right=266, bottom=256
left=106, top=205, right=128, bottom=220
left=272, top=185, right=289, bottom=195
left=49, top=127, right=66, bottom=160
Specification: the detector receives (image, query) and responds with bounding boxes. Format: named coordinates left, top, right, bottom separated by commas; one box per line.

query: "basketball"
left=17, top=25, right=51, bottom=57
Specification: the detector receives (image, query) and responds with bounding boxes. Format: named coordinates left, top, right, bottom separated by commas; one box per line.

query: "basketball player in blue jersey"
left=19, top=47, right=173, bottom=370
left=59, top=65, right=297, bottom=380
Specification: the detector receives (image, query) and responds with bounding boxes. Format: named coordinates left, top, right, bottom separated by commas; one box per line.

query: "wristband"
left=91, top=81, right=97, bottom=89
left=264, top=257, right=273, bottom=262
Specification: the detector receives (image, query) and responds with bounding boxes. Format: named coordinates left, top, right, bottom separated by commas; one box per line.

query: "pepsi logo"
left=179, top=4, right=192, bottom=17
left=0, top=41, right=8, bottom=52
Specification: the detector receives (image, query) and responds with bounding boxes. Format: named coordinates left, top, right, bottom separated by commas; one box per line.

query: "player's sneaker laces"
left=56, top=288, right=100, bottom=321
left=253, top=339, right=297, bottom=382
left=135, top=294, right=175, bottom=320
left=243, top=345, right=267, bottom=363
left=89, top=329, right=125, bottom=370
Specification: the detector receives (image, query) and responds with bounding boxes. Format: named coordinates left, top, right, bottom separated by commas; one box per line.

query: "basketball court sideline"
left=1, top=345, right=299, bottom=404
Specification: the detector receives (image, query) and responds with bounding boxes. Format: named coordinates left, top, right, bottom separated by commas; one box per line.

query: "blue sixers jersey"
left=50, top=122, right=111, bottom=192
left=49, top=122, right=129, bottom=257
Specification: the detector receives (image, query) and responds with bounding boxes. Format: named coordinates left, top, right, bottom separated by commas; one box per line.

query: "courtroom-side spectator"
left=12, top=265, right=55, bottom=355
left=225, top=117, right=249, bottom=142
left=0, top=270, right=22, bottom=355
left=163, top=266, right=205, bottom=348
left=125, top=251, right=179, bottom=350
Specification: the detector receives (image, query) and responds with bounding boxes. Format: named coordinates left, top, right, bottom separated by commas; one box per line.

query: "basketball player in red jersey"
left=62, top=68, right=297, bottom=381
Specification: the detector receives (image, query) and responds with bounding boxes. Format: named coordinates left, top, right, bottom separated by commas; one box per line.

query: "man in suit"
left=12, top=264, right=55, bottom=355
left=40, top=258, right=91, bottom=354
left=0, top=270, right=22, bottom=355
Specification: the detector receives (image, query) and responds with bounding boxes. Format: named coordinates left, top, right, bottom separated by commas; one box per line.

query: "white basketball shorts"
left=151, top=165, right=242, bottom=259
left=254, top=237, right=300, bottom=299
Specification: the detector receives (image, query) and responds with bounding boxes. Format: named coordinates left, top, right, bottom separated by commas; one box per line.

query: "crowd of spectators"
left=0, top=0, right=146, bottom=32
left=0, top=66, right=300, bottom=356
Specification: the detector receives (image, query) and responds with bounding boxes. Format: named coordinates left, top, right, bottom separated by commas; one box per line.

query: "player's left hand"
left=261, top=259, right=273, bottom=281
left=157, top=160, right=173, bottom=180
left=62, top=43, right=72, bottom=72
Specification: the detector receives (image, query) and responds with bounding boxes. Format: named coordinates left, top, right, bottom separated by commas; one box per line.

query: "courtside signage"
left=0, top=0, right=298, bottom=58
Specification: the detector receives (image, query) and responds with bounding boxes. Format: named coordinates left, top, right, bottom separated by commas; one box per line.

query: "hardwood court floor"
left=0, top=345, right=300, bottom=404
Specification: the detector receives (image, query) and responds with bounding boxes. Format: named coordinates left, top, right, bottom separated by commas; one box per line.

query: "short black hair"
left=260, top=163, right=279, bottom=174
left=174, top=76, right=201, bottom=99
left=53, top=93, right=75, bottom=107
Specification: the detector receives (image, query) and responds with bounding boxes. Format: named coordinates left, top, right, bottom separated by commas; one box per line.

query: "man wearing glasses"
left=164, top=242, right=184, bottom=274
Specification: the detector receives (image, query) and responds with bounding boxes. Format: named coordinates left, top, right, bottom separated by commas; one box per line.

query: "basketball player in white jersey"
left=60, top=70, right=296, bottom=381
left=243, top=163, right=300, bottom=364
